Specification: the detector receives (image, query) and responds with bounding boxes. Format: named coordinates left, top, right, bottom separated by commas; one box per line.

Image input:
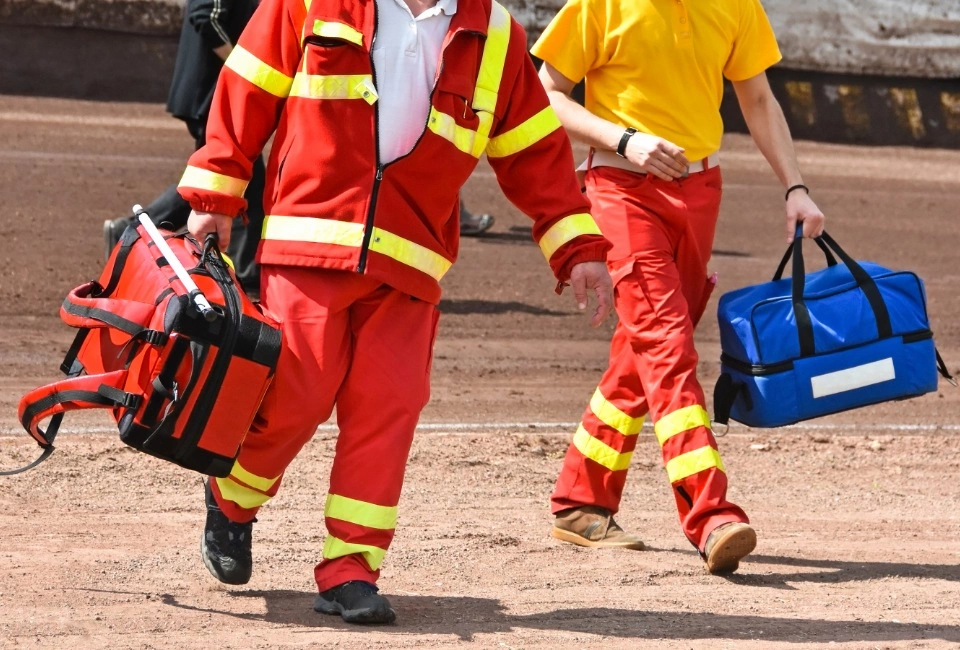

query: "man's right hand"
left=624, top=132, right=690, bottom=181
left=188, top=210, right=233, bottom=250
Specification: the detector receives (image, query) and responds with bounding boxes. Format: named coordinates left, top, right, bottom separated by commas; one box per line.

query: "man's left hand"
left=786, top=190, right=825, bottom=242
left=569, top=261, right=613, bottom=328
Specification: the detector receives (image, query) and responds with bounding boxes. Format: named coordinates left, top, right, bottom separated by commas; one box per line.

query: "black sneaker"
left=314, top=580, right=396, bottom=625
left=103, top=216, right=134, bottom=259
left=201, top=480, right=254, bottom=585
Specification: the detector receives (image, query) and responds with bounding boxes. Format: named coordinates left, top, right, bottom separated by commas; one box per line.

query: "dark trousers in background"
left=139, top=117, right=265, bottom=293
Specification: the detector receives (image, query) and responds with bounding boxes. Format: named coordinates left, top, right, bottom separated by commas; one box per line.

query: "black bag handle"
left=712, top=372, right=752, bottom=428
left=772, top=236, right=837, bottom=281
left=777, top=226, right=893, bottom=357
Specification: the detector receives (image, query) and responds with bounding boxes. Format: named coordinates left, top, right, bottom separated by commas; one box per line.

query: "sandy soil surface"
left=1, top=95, right=959, bottom=649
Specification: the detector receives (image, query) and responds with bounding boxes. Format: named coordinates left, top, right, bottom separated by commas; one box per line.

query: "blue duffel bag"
left=713, top=229, right=953, bottom=428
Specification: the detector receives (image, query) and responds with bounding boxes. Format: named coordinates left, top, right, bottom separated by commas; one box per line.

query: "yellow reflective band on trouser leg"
left=664, top=446, right=725, bottom=484
left=323, top=535, right=387, bottom=571
left=589, top=388, right=645, bottom=436
left=214, top=461, right=281, bottom=509
left=572, top=425, right=633, bottom=472
left=653, top=405, right=712, bottom=446
left=324, top=494, right=398, bottom=530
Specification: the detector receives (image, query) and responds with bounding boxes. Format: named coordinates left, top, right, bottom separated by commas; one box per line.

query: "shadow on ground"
left=155, top=580, right=960, bottom=644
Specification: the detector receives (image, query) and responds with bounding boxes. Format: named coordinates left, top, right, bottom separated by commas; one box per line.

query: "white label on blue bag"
left=810, top=358, right=896, bottom=398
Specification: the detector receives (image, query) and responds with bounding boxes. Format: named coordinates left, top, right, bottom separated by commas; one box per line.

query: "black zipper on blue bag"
left=723, top=328, right=934, bottom=377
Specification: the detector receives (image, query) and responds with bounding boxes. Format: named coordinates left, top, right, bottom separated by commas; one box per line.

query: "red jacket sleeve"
left=484, top=19, right=611, bottom=283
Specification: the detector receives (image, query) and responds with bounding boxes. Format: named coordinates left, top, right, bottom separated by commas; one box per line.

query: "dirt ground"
left=1, top=95, right=959, bottom=649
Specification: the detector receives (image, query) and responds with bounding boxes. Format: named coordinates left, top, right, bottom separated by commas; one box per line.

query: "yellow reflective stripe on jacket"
left=572, top=425, right=632, bottom=471
left=486, top=107, right=561, bottom=158
left=290, top=73, right=376, bottom=101
left=427, top=108, right=489, bottom=158
left=665, top=445, right=725, bottom=483
left=312, top=20, right=363, bottom=46
left=179, top=165, right=248, bottom=197
left=325, top=494, right=398, bottom=530
left=654, top=405, right=712, bottom=446
left=427, top=2, right=508, bottom=156
left=264, top=215, right=364, bottom=247
left=472, top=2, right=510, bottom=114
left=228, top=460, right=280, bottom=492
left=323, top=535, right=387, bottom=570
left=538, top=213, right=602, bottom=261
left=263, top=215, right=452, bottom=281
left=368, top=226, right=452, bottom=280
left=215, top=476, right=273, bottom=509
left=225, top=45, right=295, bottom=97
left=590, top=388, right=644, bottom=436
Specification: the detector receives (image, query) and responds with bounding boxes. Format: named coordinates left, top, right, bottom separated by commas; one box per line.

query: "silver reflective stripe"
left=810, top=358, right=896, bottom=398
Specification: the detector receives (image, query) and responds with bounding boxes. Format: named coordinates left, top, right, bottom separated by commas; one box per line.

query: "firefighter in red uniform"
left=533, top=0, right=825, bottom=574
left=179, top=0, right=613, bottom=625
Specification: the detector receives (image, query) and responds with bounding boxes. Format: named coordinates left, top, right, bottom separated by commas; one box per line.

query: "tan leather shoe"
left=551, top=506, right=645, bottom=550
left=703, top=522, right=756, bottom=575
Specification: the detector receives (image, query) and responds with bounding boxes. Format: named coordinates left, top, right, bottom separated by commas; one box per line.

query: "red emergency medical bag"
left=11, top=215, right=281, bottom=477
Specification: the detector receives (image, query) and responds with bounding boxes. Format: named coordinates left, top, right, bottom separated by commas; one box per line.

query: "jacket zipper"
left=357, top=166, right=382, bottom=273
left=357, top=2, right=382, bottom=274
left=356, top=26, right=479, bottom=273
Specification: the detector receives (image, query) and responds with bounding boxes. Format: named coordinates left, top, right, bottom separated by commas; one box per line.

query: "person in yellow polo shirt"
left=533, top=0, right=825, bottom=574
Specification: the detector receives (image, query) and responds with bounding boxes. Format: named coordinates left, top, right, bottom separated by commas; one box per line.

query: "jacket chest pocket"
left=301, top=20, right=367, bottom=75
left=429, top=71, right=500, bottom=157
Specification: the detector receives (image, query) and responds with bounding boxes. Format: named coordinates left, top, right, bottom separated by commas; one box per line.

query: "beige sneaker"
left=703, top=522, right=756, bottom=575
left=551, top=506, right=645, bottom=550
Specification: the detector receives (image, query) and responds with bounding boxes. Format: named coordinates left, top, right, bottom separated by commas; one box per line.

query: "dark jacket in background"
left=166, top=0, right=259, bottom=123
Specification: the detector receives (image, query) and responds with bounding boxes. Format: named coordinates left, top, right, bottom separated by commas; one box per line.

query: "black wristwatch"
left=616, top=127, right=637, bottom=158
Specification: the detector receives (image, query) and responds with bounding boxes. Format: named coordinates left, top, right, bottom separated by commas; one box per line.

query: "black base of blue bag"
left=714, top=229, right=953, bottom=428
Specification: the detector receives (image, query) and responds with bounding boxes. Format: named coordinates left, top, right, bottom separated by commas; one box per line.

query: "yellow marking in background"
left=888, top=88, right=926, bottom=140
left=941, top=92, right=960, bottom=134
left=784, top=81, right=816, bottom=127
left=836, top=85, right=871, bottom=137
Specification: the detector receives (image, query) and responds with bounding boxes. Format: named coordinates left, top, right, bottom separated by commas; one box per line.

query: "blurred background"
left=1, top=0, right=959, bottom=147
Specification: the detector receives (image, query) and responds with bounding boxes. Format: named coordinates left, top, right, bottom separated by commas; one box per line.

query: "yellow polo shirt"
left=532, top=0, right=782, bottom=161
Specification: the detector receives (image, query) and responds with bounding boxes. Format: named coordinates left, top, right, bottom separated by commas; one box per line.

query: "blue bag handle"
left=780, top=226, right=892, bottom=357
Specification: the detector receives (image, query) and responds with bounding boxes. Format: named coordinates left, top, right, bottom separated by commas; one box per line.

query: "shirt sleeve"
left=187, top=0, right=235, bottom=48
left=723, top=0, right=783, bottom=81
left=530, top=0, right=604, bottom=84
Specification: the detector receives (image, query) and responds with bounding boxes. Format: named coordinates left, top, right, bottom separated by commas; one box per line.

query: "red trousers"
left=209, top=266, right=439, bottom=591
left=551, top=165, right=748, bottom=550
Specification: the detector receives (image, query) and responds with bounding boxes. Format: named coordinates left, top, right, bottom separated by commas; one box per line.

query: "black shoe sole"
left=314, top=595, right=397, bottom=625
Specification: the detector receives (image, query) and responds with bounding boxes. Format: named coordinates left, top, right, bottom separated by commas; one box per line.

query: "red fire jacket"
left=179, top=0, right=610, bottom=303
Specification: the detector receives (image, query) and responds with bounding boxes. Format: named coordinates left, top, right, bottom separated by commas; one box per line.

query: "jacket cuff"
left=551, top=238, right=611, bottom=295
left=178, top=187, right=248, bottom=218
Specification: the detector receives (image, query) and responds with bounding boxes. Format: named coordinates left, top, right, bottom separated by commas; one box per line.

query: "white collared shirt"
left=372, top=0, right=457, bottom=163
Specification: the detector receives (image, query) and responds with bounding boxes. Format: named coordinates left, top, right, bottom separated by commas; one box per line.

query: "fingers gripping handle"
left=133, top=205, right=218, bottom=323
